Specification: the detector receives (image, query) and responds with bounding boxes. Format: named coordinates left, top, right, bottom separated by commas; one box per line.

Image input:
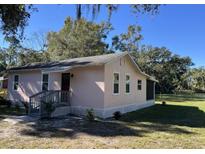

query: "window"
left=138, top=80, right=142, bottom=90
left=42, top=74, right=49, bottom=91
left=113, top=73, right=119, bottom=94
left=13, top=75, right=19, bottom=90
left=125, top=74, right=130, bottom=93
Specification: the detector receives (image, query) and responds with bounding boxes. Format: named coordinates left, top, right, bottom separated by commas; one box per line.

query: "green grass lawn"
left=0, top=93, right=205, bottom=148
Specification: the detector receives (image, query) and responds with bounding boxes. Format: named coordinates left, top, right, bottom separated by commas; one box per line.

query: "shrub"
left=42, top=101, right=55, bottom=118
left=6, top=101, right=11, bottom=108
left=0, top=96, right=11, bottom=108
left=113, top=111, right=122, bottom=120
left=86, top=108, right=95, bottom=122
left=15, top=103, right=20, bottom=110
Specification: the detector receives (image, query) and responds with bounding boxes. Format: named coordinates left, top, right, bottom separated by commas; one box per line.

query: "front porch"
left=28, top=65, right=104, bottom=118
left=28, top=69, right=72, bottom=117
left=29, top=90, right=71, bottom=117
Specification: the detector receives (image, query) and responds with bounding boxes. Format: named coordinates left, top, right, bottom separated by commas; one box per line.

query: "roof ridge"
left=61, top=52, right=125, bottom=62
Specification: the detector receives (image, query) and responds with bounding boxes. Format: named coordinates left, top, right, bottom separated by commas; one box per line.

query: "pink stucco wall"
left=8, top=70, right=42, bottom=102
left=7, top=66, right=104, bottom=109
left=7, top=55, right=152, bottom=116
left=104, top=55, right=147, bottom=108
left=69, top=66, right=104, bottom=109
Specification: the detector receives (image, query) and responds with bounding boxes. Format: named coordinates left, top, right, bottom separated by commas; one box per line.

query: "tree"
left=23, top=32, right=47, bottom=52
left=111, top=25, right=142, bottom=52
left=182, top=67, right=205, bottom=92
left=76, top=4, right=118, bottom=20
left=18, top=48, right=50, bottom=66
left=0, top=5, right=35, bottom=44
left=0, top=48, right=7, bottom=72
left=131, top=46, right=193, bottom=93
left=131, top=4, right=160, bottom=16
left=75, top=4, right=160, bottom=21
left=6, top=45, right=19, bottom=67
left=0, top=45, right=19, bottom=71
left=47, top=17, right=112, bottom=61
left=0, top=45, right=49, bottom=72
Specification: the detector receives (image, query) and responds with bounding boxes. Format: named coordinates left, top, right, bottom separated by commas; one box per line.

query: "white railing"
left=29, top=90, right=71, bottom=117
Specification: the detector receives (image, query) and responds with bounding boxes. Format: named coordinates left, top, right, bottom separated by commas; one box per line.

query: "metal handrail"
left=29, top=90, right=71, bottom=117
left=30, top=90, right=47, bottom=98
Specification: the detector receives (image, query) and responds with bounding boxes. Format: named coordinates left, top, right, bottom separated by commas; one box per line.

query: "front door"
left=61, top=73, right=70, bottom=91
left=61, top=73, right=70, bottom=102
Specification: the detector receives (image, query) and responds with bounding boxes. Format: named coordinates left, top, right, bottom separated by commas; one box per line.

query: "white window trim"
left=125, top=73, right=131, bottom=94
left=113, top=72, right=120, bottom=95
left=13, top=74, right=19, bottom=91
left=41, top=73, right=50, bottom=91
left=138, top=79, right=142, bottom=90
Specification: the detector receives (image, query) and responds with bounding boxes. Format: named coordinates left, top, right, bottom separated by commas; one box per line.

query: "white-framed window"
left=13, top=75, right=19, bottom=90
left=125, top=74, right=130, bottom=94
left=42, top=73, right=49, bottom=91
left=138, top=80, right=142, bottom=90
left=113, top=73, right=120, bottom=94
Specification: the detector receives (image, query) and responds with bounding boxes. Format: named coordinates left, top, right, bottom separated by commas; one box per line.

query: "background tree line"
left=0, top=4, right=204, bottom=94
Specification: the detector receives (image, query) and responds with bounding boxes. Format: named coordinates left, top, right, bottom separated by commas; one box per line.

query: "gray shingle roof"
left=7, top=52, right=158, bottom=82
left=8, top=52, right=127, bottom=72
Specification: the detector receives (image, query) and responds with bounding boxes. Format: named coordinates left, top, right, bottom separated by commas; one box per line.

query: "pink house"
left=7, top=52, right=157, bottom=118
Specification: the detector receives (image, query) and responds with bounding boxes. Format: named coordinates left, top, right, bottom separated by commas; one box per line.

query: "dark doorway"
left=146, top=80, right=154, bottom=100
left=61, top=73, right=70, bottom=91
left=61, top=73, right=70, bottom=103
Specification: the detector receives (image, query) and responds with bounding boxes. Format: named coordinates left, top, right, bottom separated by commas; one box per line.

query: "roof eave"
left=7, top=63, right=105, bottom=73
left=127, top=52, right=158, bottom=82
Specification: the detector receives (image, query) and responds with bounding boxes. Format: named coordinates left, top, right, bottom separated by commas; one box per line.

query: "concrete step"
left=51, top=106, right=71, bottom=117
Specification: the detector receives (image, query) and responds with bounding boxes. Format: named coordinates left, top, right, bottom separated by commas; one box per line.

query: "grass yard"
left=0, top=93, right=205, bottom=148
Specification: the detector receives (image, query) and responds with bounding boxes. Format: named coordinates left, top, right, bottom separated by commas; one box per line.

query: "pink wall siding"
left=7, top=55, right=150, bottom=116
left=7, top=66, right=104, bottom=108
left=49, top=72, right=61, bottom=90
left=104, top=55, right=147, bottom=108
left=8, top=71, right=42, bottom=102
left=8, top=71, right=61, bottom=103
left=69, top=66, right=104, bottom=108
